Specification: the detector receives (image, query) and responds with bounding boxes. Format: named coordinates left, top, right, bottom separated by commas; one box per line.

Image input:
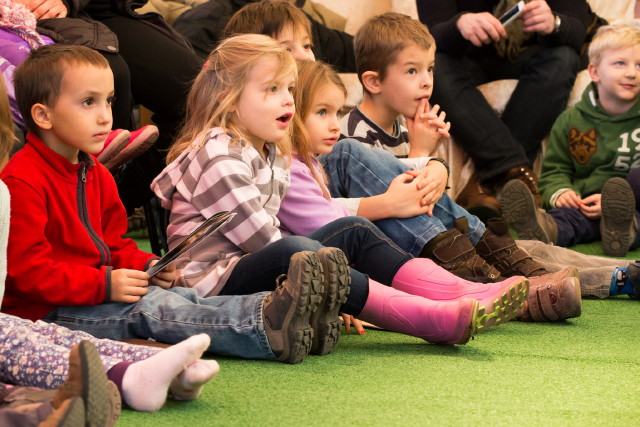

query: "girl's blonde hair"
left=167, top=34, right=297, bottom=164
left=292, top=60, right=346, bottom=199
left=0, top=78, right=16, bottom=168
left=588, top=23, right=640, bottom=66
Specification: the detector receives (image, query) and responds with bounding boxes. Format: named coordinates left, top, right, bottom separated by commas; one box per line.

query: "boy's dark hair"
left=222, top=0, right=312, bottom=43
left=14, top=44, right=109, bottom=134
left=354, top=12, right=435, bottom=93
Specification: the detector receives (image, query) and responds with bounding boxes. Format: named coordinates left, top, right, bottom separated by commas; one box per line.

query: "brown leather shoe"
left=500, top=179, right=558, bottom=243
left=456, top=173, right=502, bottom=223
left=502, top=166, right=541, bottom=207
left=517, top=267, right=582, bottom=322
left=475, top=218, right=547, bottom=277
left=421, top=218, right=502, bottom=282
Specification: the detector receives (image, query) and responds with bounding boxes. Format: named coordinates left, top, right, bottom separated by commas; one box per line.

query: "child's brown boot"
left=475, top=218, right=547, bottom=277
left=501, top=179, right=558, bottom=243
left=263, top=251, right=322, bottom=364
left=420, top=223, right=501, bottom=282
left=601, top=177, right=637, bottom=257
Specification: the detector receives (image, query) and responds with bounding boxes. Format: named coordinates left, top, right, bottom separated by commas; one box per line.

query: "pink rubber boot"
left=391, top=258, right=529, bottom=331
left=357, top=280, right=480, bottom=345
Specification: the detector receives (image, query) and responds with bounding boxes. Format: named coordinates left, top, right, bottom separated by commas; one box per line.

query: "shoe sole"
left=473, top=278, right=529, bottom=332
left=79, top=340, right=120, bottom=426
left=278, top=251, right=323, bottom=364
left=103, top=126, right=159, bottom=171
left=501, top=180, right=550, bottom=243
left=97, top=130, right=130, bottom=164
left=311, top=248, right=351, bottom=355
left=601, top=177, right=635, bottom=257
left=57, top=397, right=86, bottom=427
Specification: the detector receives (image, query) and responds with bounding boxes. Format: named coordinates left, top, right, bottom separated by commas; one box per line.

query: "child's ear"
left=31, top=103, right=53, bottom=130
left=361, top=71, right=382, bottom=95
left=587, top=63, right=600, bottom=83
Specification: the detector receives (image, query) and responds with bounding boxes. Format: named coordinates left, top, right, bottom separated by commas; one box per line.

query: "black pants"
left=431, top=45, right=580, bottom=182
left=87, top=7, right=203, bottom=212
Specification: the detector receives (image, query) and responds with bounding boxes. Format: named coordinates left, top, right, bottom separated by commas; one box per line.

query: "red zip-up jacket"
left=0, top=134, right=156, bottom=320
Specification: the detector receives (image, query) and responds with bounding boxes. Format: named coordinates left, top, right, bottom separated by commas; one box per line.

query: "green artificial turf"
left=121, top=234, right=640, bottom=426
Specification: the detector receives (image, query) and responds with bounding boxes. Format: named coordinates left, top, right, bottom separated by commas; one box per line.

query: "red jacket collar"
left=25, top=132, right=95, bottom=175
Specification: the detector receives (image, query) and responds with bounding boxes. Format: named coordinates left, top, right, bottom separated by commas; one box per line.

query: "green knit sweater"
left=539, top=82, right=640, bottom=208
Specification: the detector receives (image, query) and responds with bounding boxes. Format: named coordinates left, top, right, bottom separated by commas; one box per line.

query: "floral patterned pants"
left=0, top=314, right=160, bottom=389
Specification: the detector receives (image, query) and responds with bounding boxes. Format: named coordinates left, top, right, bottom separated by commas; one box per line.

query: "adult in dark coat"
left=417, top=0, right=598, bottom=218
left=172, top=0, right=356, bottom=73
left=22, top=0, right=203, bottom=212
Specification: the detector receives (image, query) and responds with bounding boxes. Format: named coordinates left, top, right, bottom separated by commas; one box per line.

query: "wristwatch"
left=553, top=14, right=562, bottom=33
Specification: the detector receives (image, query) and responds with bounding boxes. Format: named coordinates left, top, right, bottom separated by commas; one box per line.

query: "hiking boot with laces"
left=263, top=251, right=323, bottom=364
left=421, top=218, right=502, bottom=282
left=501, top=179, right=558, bottom=243
left=517, top=267, right=582, bottom=322
left=475, top=218, right=547, bottom=277
left=312, top=247, right=351, bottom=355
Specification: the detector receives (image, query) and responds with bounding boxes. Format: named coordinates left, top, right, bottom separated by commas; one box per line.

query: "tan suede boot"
left=475, top=218, right=547, bottom=277
left=51, top=341, right=121, bottom=427
left=517, top=267, right=582, bottom=322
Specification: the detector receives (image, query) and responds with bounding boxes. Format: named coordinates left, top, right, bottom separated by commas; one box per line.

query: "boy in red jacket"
left=0, top=44, right=326, bottom=365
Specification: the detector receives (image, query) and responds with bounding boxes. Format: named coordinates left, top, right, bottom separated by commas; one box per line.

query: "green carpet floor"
left=120, top=234, right=640, bottom=426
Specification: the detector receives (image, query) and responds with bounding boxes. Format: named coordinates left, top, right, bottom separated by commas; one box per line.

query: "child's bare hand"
left=406, top=101, right=448, bottom=158
left=556, top=190, right=582, bottom=209
left=383, top=172, right=431, bottom=218
left=148, top=260, right=176, bottom=289
left=579, top=194, right=602, bottom=219
left=17, top=0, right=68, bottom=18
left=341, top=313, right=365, bottom=335
left=406, top=162, right=448, bottom=215
left=110, top=269, right=149, bottom=303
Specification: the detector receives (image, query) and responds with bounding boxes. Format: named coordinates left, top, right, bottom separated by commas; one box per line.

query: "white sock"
left=121, top=334, right=210, bottom=412
left=169, top=359, right=220, bottom=401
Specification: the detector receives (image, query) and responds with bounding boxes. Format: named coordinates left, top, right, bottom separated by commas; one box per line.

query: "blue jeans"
left=220, top=217, right=411, bottom=315
left=43, top=287, right=275, bottom=360
left=319, top=139, right=485, bottom=255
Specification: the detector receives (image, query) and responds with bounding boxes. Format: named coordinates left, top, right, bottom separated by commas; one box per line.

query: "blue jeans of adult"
left=318, top=139, right=485, bottom=255
left=43, top=287, right=275, bottom=360
left=219, top=216, right=411, bottom=315
left=431, top=45, right=581, bottom=182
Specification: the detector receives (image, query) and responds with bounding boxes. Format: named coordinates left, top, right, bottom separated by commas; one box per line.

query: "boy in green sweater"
left=502, top=23, right=640, bottom=257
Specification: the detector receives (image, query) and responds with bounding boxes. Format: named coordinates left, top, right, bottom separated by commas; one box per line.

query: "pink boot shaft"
left=357, top=280, right=479, bottom=345
left=391, top=258, right=529, bottom=331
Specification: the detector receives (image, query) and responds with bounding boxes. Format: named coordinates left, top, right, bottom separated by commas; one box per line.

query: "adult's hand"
left=16, top=0, right=68, bottom=19
left=520, top=0, right=555, bottom=35
left=456, top=12, right=507, bottom=47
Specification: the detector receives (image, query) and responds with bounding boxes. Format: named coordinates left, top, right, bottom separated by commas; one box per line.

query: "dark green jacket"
left=539, top=82, right=640, bottom=208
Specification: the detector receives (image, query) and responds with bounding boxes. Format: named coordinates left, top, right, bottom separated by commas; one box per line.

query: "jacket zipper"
left=77, top=162, right=111, bottom=266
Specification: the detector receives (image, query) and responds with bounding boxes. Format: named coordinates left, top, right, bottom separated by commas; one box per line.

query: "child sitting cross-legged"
left=1, top=43, right=327, bottom=365
left=501, top=23, right=640, bottom=258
